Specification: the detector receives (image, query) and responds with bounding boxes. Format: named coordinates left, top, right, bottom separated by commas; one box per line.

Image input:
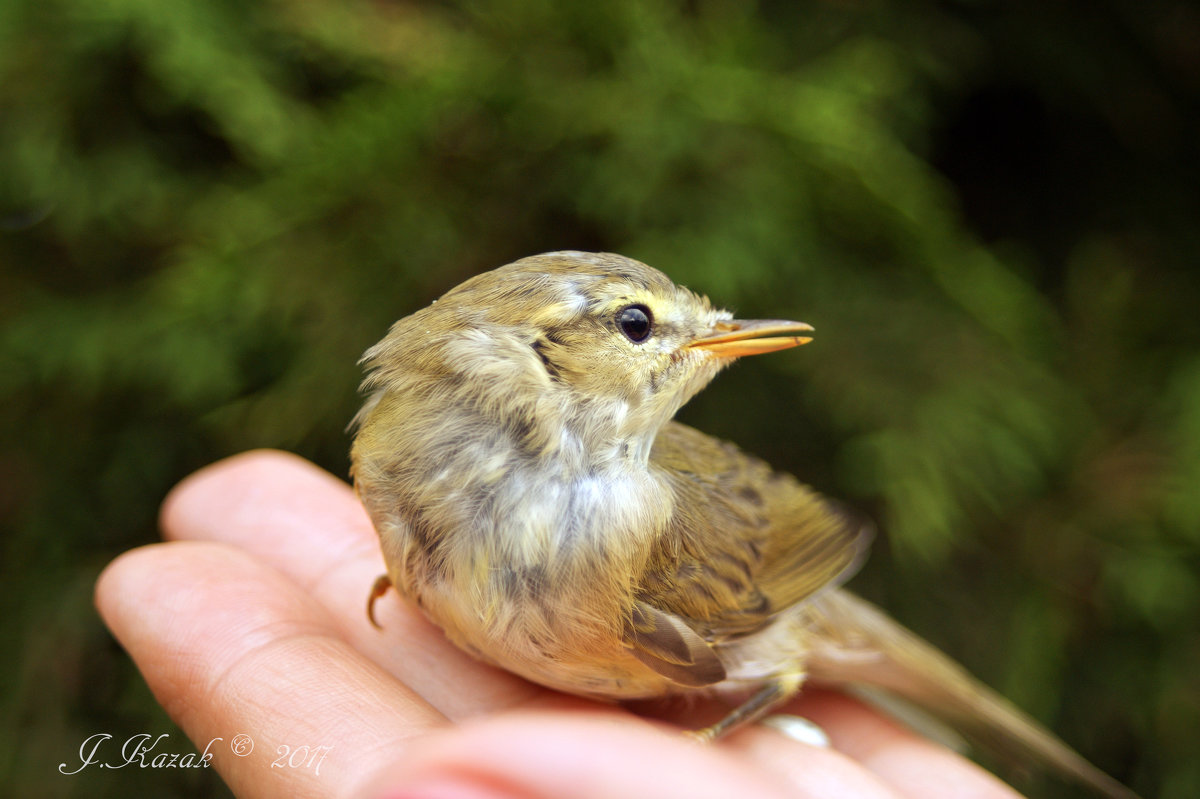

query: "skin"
left=95, top=450, right=1023, bottom=799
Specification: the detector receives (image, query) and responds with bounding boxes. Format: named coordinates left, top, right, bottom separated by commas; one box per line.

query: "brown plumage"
left=351, top=251, right=1137, bottom=798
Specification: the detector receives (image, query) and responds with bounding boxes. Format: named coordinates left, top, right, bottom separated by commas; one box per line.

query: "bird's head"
left=357, top=252, right=811, bottom=468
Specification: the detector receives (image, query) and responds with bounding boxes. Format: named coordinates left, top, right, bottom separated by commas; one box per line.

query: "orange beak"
left=687, top=319, right=814, bottom=358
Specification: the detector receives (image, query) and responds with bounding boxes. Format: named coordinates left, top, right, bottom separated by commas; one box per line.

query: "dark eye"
left=617, top=304, right=653, bottom=343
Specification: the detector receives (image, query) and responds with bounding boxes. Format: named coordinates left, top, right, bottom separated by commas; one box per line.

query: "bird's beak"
left=687, top=319, right=814, bottom=358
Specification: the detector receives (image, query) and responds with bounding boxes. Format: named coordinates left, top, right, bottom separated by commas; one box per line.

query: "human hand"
left=96, top=450, right=1023, bottom=799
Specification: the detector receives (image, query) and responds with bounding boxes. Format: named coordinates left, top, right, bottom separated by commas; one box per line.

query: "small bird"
left=351, top=251, right=1136, bottom=798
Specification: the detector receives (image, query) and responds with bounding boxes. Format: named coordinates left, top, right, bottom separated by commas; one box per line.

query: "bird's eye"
left=616, top=304, right=653, bottom=343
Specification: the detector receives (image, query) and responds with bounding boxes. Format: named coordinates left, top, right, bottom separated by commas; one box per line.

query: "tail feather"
left=804, top=590, right=1138, bottom=799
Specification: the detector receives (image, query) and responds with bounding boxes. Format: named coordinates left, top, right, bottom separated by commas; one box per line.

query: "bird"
left=350, top=251, right=1136, bottom=798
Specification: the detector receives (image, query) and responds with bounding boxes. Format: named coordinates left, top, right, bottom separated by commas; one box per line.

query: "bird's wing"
left=635, top=421, right=872, bottom=646
left=624, top=599, right=728, bottom=686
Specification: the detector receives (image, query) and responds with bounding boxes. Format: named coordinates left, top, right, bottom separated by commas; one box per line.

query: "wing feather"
left=624, top=600, right=727, bottom=686
left=636, top=421, right=871, bottom=641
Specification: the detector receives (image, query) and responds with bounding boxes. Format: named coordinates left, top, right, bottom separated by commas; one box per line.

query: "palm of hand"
left=96, top=450, right=1021, bottom=799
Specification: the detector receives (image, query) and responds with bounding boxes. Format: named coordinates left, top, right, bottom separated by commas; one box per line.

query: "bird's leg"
left=687, top=670, right=806, bottom=741
left=366, top=573, right=393, bottom=628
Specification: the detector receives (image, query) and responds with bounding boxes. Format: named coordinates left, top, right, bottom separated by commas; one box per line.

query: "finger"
left=159, top=450, right=544, bottom=718
left=720, top=724, right=903, bottom=798
left=621, top=694, right=907, bottom=797
left=361, top=711, right=872, bottom=799
left=95, top=540, right=444, bottom=799
left=793, top=691, right=1024, bottom=799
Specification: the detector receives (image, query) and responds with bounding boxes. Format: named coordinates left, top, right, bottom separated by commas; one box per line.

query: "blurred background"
left=2, top=1, right=1197, bottom=796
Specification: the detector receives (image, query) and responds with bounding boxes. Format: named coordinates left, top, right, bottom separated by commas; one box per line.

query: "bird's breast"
left=385, top=460, right=673, bottom=679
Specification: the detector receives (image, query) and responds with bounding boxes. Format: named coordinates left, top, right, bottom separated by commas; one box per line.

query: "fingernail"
left=760, top=714, right=831, bottom=747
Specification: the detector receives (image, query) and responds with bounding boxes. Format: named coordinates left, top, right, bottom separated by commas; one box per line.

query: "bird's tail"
left=803, top=589, right=1138, bottom=799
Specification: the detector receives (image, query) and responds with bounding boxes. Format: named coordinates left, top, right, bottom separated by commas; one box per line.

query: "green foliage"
left=2, top=0, right=1197, bottom=796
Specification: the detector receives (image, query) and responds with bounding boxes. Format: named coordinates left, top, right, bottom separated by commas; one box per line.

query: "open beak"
left=687, top=319, right=814, bottom=358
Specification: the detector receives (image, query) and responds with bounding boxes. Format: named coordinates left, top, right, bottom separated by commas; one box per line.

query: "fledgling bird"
left=351, top=251, right=1136, bottom=798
